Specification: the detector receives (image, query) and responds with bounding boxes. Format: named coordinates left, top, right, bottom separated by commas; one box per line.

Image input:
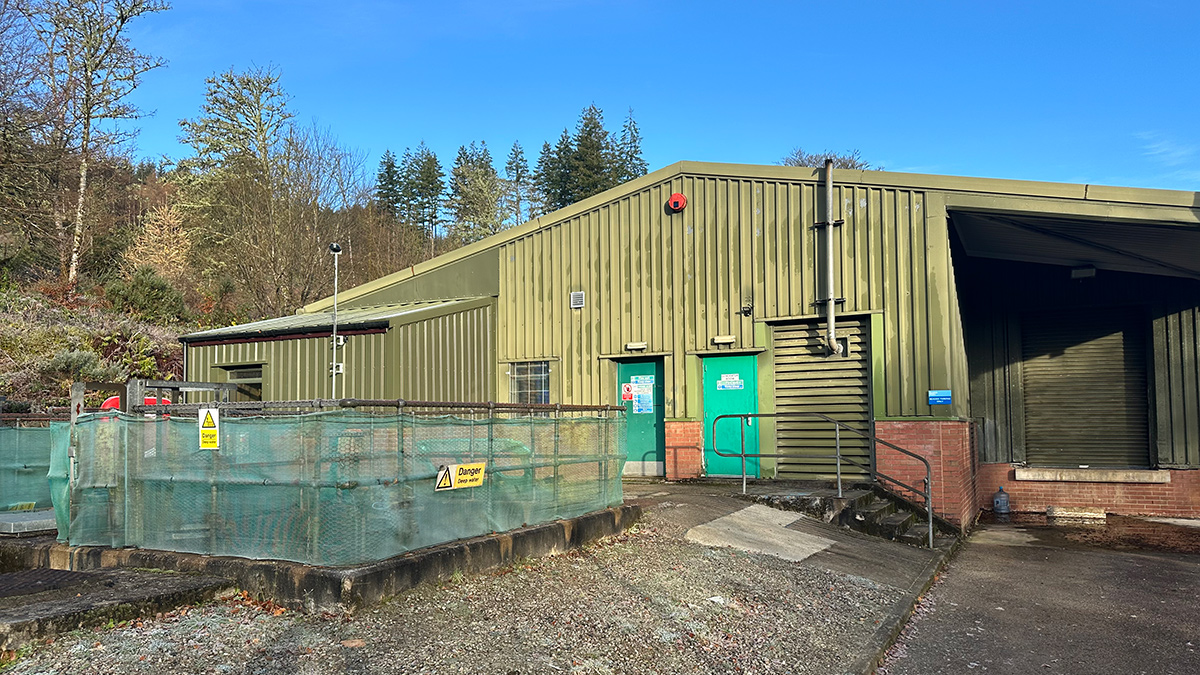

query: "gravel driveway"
left=6, top=502, right=906, bottom=675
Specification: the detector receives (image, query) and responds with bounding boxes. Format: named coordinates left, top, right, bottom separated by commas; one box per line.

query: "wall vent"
left=569, top=291, right=585, bottom=309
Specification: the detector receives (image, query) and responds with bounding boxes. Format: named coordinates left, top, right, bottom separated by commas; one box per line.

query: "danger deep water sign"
left=434, top=462, right=487, bottom=491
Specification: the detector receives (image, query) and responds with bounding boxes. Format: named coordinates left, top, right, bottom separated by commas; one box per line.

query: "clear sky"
left=124, top=0, right=1200, bottom=191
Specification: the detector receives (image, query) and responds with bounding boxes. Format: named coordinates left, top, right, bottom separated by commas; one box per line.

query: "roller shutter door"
left=1021, top=308, right=1149, bottom=468
left=773, top=317, right=872, bottom=479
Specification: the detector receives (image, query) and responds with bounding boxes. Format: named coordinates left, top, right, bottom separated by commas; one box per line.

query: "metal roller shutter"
left=1021, top=308, right=1150, bottom=468
left=773, top=317, right=872, bottom=479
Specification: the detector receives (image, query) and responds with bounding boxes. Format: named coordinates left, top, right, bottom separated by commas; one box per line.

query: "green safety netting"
left=52, top=410, right=626, bottom=566
left=0, top=426, right=54, bottom=512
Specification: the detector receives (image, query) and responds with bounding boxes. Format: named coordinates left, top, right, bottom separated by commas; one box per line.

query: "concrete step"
left=852, top=499, right=896, bottom=524
left=869, top=511, right=917, bottom=540
left=740, top=489, right=875, bottom=524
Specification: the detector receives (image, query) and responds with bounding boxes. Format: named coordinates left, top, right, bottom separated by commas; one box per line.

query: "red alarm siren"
left=668, top=193, right=688, bottom=212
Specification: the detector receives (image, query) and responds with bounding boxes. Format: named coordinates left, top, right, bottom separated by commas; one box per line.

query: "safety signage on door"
left=621, top=383, right=634, bottom=401
left=629, top=375, right=655, bottom=413
left=716, top=373, right=745, bottom=391
left=199, top=408, right=220, bottom=450
left=435, top=462, right=487, bottom=491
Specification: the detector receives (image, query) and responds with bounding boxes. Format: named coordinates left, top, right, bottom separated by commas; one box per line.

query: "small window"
left=220, top=365, right=263, bottom=402
left=509, top=361, right=550, bottom=405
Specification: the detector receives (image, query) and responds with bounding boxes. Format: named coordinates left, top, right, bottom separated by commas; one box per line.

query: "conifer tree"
left=568, top=104, right=613, bottom=203
left=374, top=149, right=402, bottom=220
left=399, top=142, right=444, bottom=256
left=614, top=109, right=648, bottom=183
left=504, top=141, right=530, bottom=225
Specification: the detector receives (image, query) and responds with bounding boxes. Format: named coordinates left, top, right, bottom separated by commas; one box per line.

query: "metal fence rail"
left=710, top=412, right=934, bottom=548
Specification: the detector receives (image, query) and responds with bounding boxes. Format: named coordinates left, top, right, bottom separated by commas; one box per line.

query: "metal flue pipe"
left=823, top=159, right=843, bottom=356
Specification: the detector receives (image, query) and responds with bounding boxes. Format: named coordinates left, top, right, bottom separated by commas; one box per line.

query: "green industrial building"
left=181, top=161, right=1200, bottom=525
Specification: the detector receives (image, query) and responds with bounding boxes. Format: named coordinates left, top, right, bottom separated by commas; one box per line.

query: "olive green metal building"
left=181, top=161, right=1200, bottom=523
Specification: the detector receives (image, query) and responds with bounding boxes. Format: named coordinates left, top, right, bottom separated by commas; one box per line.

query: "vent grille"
left=569, top=291, right=585, bottom=309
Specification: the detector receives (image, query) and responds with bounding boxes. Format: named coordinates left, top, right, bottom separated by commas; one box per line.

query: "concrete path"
left=881, top=521, right=1200, bottom=675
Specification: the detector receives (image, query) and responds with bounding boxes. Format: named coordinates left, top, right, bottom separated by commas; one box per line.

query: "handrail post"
left=835, top=422, right=842, bottom=498
left=740, top=416, right=747, bottom=495
left=925, top=474, right=933, bottom=549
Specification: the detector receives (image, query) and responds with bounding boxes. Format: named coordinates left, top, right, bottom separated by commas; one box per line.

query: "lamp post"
left=329, top=242, right=343, bottom=399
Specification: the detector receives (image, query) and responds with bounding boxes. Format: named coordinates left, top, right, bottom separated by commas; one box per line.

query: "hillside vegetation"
left=0, top=282, right=183, bottom=409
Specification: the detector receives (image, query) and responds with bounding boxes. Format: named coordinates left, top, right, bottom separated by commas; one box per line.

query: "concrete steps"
left=738, top=484, right=956, bottom=548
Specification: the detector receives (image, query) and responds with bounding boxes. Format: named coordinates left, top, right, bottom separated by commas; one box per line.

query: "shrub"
left=106, top=266, right=188, bottom=323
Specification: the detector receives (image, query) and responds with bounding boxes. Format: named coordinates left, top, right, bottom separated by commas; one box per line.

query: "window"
left=223, top=365, right=263, bottom=402
left=509, top=361, right=550, bottom=405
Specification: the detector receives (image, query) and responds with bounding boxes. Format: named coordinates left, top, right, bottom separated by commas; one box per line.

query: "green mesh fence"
left=0, top=426, right=54, bottom=511
left=55, top=410, right=626, bottom=566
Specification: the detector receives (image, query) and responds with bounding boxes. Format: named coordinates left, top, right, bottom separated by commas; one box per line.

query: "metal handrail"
left=710, top=412, right=934, bottom=549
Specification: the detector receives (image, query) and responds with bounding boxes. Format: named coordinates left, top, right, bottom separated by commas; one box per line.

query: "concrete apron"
left=0, top=505, right=641, bottom=614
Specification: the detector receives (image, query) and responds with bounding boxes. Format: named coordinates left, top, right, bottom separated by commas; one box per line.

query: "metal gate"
left=773, top=317, right=872, bottom=478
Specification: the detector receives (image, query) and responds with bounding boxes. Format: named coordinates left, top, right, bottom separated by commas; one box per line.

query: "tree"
left=612, top=108, right=647, bottom=184
left=179, top=67, right=369, bottom=318
left=374, top=149, right=401, bottom=220
left=568, top=104, right=613, bottom=203
left=447, top=141, right=506, bottom=244
left=779, top=147, right=874, bottom=170
left=23, top=0, right=168, bottom=285
left=533, top=130, right=572, bottom=213
left=503, top=141, right=530, bottom=226
left=398, top=142, right=443, bottom=258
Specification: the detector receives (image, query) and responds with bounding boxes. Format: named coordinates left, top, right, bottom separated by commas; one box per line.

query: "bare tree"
left=180, top=67, right=372, bottom=318
left=779, top=147, right=875, bottom=170
left=21, top=0, right=168, bottom=285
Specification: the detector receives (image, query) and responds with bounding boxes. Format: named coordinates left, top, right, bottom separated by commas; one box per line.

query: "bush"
left=39, top=349, right=126, bottom=383
left=106, top=266, right=188, bottom=323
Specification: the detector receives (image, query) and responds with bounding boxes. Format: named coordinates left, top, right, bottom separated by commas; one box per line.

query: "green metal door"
left=617, top=359, right=665, bottom=476
left=703, top=355, right=760, bottom=477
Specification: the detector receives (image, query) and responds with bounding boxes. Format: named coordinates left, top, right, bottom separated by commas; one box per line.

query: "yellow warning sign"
left=434, top=462, right=486, bottom=491
left=199, top=408, right=220, bottom=450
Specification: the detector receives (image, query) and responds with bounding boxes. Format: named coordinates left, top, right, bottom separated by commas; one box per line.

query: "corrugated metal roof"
left=179, top=299, right=480, bottom=343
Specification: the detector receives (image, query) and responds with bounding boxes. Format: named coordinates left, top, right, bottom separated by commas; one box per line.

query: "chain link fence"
left=0, top=424, right=55, bottom=512
left=54, top=404, right=626, bottom=567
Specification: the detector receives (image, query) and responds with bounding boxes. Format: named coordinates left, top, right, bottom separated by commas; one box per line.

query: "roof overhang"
left=950, top=211, right=1200, bottom=280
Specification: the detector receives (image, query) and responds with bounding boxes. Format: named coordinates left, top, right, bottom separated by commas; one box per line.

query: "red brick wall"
left=875, top=420, right=978, bottom=530
left=664, top=420, right=704, bottom=481
left=977, top=464, right=1200, bottom=517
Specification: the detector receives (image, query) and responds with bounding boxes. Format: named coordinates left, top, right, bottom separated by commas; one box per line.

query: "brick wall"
left=875, top=420, right=978, bottom=531
left=664, top=420, right=704, bottom=481
left=977, top=464, right=1200, bottom=517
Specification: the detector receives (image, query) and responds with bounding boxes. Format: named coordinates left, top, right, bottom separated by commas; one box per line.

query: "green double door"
left=703, top=355, right=760, bottom=477
left=617, top=359, right=665, bottom=476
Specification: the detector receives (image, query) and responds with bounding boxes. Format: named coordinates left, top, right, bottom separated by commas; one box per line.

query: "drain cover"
left=0, top=569, right=94, bottom=599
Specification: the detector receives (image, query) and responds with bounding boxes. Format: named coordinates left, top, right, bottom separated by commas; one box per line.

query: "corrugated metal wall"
left=186, top=303, right=494, bottom=403
left=496, top=174, right=966, bottom=420
left=1154, top=300, right=1200, bottom=467
left=391, top=303, right=494, bottom=401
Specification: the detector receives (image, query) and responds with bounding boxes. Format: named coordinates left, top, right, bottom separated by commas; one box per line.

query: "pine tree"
left=374, top=149, right=402, bottom=220
left=533, top=131, right=573, bottom=213
left=614, top=109, right=648, bottom=183
left=568, top=104, right=613, bottom=203
left=399, top=142, right=444, bottom=257
left=504, top=141, right=530, bottom=225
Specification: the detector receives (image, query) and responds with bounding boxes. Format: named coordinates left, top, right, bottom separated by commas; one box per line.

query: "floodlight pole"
left=329, top=243, right=343, bottom=399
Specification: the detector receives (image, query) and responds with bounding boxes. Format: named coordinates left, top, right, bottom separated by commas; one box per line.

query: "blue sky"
left=125, top=0, right=1200, bottom=191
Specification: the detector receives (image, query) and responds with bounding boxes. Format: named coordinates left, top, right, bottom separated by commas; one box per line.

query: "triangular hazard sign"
left=202, top=411, right=217, bottom=429
left=435, top=466, right=453, bottom=491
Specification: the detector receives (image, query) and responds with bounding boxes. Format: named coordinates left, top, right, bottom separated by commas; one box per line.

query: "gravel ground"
left=5, top=508, right=903, bottom=674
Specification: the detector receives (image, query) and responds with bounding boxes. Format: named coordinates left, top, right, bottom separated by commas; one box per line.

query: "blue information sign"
left=928, top=389, right=952, bottom=405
